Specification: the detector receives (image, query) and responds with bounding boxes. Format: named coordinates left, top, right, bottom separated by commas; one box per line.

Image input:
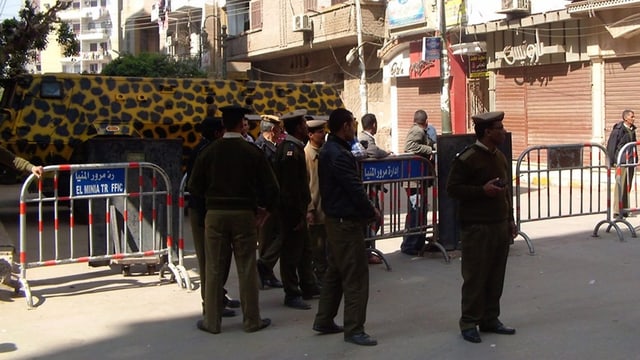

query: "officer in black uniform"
left=274, top=109, right=319, bottom=310
left=446, top=111, right=518, bottom=344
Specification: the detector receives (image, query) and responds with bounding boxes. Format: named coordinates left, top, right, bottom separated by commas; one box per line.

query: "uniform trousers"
left=314, top=217, right=369, bottom=337
left=189, top=206, right=230, bottom=304
left=279, top=217, right=317, bottom=298
left=459, top=221, right=510, bottom=331
left=203, top=209, right=262, bottom=333
left=308, top=223, right=328, bottom=282
left=258, top=210, right=281, bottom=273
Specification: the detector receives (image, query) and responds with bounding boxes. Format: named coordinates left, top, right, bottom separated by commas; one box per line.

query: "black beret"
left=200, top=116, right=224, bottom=133
left=220, top=105, right=252, bottom=121
left=471, top=111, right=504, bottom=125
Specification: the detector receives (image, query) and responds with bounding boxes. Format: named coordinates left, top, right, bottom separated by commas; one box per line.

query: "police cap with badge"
left=306, top=116, right=327, bottom=132
left=260, top=114, right=281, bottom=132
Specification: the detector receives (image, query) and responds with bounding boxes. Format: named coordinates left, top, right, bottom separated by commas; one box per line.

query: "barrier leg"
left=19, top=277, right=34, bottom=309
left=366, top=248, right=391, bottom=271
left=601, top=219, right=633, bottom=241
left=419, top=238, right=450, bottom=263
left=516, top=231, right=535, bottom=255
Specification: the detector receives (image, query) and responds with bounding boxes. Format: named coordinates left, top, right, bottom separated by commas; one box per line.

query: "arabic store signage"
left=496, top=40, right=566, bottom=66
left=409, top=39, right=440, bottom=79
left=361, top=158, right=426, bottom=182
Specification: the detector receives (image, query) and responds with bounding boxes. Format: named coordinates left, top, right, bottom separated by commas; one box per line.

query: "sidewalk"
left=2, top=210, right=640, bottom=359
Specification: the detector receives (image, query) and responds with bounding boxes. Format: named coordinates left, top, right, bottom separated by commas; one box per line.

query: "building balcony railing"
left=171, top=0, right=205, bottom=12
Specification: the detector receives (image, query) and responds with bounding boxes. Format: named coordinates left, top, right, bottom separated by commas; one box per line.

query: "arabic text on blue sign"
left=362, top=158, right=426, bottom=181
left=72, top=168, right=126, bottom=196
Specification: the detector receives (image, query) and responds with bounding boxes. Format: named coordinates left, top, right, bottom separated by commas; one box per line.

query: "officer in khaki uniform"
left=274, top=109, right=319, bottom=310
left=446, top=111, right=518, bottom=344
left=188, top=105, right=279, bottom=334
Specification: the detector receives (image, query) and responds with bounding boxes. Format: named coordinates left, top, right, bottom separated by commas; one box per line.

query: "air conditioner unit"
left=293, top=14, right=312, bottom=32
left=497, top=0, right=530, bottom=14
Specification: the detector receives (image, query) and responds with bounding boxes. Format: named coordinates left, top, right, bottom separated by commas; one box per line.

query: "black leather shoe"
left=263, top=277, right=283, bottom=288
left=312, top=322, right=344, bottom=334
left=196, top=320, right=220, bottom=334
left=224, top=294, right=241, bottom=308
left=245, top=318, right=271, bottom=333
left=302, top=287, right=321, bottom=300
left=344, top=332, right=377, bottom=346
left=222, top=308, right=236, bottom=317
left=284, top=296, right=312, bottom=310
left=461, top=328, right=482, bottom=343
left=479, top=323, right=516, bottom=335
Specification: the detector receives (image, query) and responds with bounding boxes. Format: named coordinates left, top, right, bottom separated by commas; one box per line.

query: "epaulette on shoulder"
left=455, top=144, right=476, bottom=161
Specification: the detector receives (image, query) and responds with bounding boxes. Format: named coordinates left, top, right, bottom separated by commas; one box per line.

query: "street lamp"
left=200, top=14, right=228, bottom=79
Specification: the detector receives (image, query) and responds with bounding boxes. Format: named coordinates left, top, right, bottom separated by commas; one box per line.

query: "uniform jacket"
left=274, top=134, right=311, bottom=224
left=358, top=130, right=390, bottom=159
left=304, top=141, right=325, bottom=224
left=188, top=133, right=279, bottom=212
left=254, top=133, right=277, bottom=167
left=446, top=142, right=512, bottom=225
left=319, top=134, right=376, bottom=220
left=404, top=124, right=434, bottom=157
left=607, top=121, right=637, bottom=165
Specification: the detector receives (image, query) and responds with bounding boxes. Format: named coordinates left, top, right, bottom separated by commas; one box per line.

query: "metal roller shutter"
left=496, top=63, right=591, bottom=158
left=396, top=77, right=440, bottom=151
left=604, top=57, right=640, bottom=134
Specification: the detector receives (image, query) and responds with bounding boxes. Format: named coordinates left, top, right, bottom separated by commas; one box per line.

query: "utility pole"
left=354, top=0, right=368, bottom=117
left=439, top=0, right=452, bottom=134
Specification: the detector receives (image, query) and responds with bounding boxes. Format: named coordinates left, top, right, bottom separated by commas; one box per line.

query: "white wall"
left=465, top=0, right=574, bottom=26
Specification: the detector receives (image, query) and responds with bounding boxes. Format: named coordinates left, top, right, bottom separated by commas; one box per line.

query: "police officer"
left=446, top=111, right=518, bottom=344
left=188, top=105, right=279, bottom=334
left=255, top=115, right=284, bottom=288
left=274, top=109, right=319, bottom=310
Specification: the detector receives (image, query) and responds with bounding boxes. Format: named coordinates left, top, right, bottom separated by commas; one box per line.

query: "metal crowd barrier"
left=360, top=155, right=449, bottom=271
left=515, top=143, right=622, bottom=253
left=16, top=162, right=190, bottom=308
left=177, top=173, right=195, bottom=290
left=611, top=141, right=640, bottom=237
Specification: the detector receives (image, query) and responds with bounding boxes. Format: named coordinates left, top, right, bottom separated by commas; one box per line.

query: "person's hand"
left=256, top=207, right=270, bottom=227
left=510, top=220, right=517, bottom=239
left=31, top=166, right=44, bottom=178
left=483, top=177, right=505, bottom=197
left=306, top=211, right=315, bottom=225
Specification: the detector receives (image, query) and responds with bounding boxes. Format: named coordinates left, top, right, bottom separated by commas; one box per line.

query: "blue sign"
left=424, top=37, right=441, bottom=61
left=72, top=168, right=126, bottom=196
left=362, top=158, right=428, bottom=182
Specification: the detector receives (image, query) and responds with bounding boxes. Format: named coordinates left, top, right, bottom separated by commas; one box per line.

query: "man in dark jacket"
left=188, top=105, right=279, bottom=334
left=312, top=108, right=381, bottom=346
left=606, top=109, right=636, bottom=217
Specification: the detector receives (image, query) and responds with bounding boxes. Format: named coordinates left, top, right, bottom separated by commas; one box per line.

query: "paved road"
left=2, top=183, right=640, bottom=359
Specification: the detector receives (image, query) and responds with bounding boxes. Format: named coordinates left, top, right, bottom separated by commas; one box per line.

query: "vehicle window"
left=40, top=81, right=64, bottom=99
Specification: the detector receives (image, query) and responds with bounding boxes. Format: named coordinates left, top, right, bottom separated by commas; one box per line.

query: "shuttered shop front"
left=495, top=62, right=592, bottom=158
left=396, top=77, right=440, bottom=150
left=604, top=57, right=640, bottom=133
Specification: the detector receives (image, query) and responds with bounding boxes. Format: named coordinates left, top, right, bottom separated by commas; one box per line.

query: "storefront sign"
left=387, top=0, right=425, bottom=28
left=469, top=53, right=488, bottom=78
left=502, top=41, right=545, bottom=65
left=409, top=40, right=440, bottom=79
left=424, top=37, right=441, bottom=61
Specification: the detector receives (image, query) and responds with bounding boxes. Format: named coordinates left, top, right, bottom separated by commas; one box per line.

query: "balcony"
left=226, top=1, right=386, bottom=61
left=170, top=0, right=205, bottom=12
left=78, top=29, right=110, bottom=41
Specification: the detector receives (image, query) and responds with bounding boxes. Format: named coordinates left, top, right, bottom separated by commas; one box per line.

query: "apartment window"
left=72, top=23, right=80, bottom=34
left=100, top=0, right=106, bottom=6
left=227, top=0, right=250, bottom=35
left=88, top=22, right=96, bottom=30
left=89, top=64, right=99, bottom=73
left=304, top=0, right=317, bottom=12
left=72, top=2, right=80, bottom=9
left=89, top=43, right=98, bottom=51
left=249, top=0, right=262, bottom=30
left=90, top=0, right=98, bottom=6
left=100, top=42, right=108, bottom=51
